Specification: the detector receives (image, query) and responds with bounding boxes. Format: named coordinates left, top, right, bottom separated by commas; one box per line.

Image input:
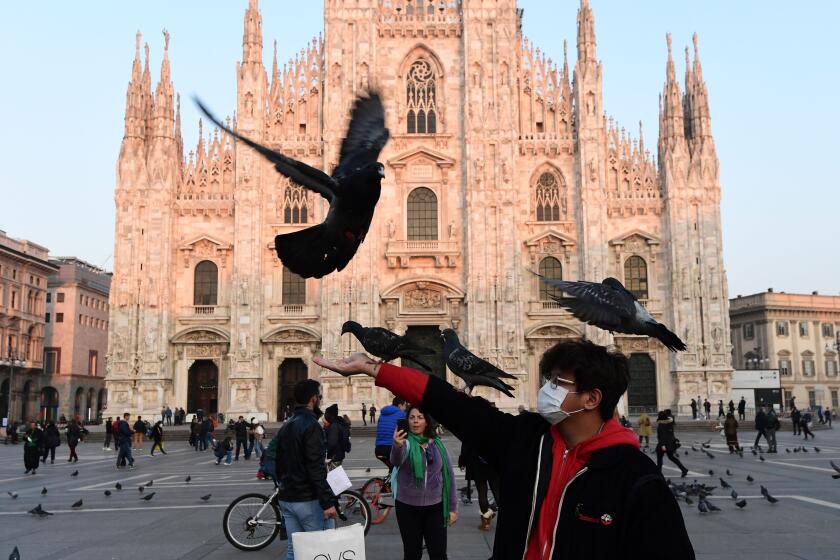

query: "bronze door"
left=278, top=359, right=308, bottom=420
left=402, top=326, right=445, bottom=379
left=188, top=360, right=219, bottom=414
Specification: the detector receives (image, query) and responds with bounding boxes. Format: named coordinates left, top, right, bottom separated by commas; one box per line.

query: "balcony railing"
left=267, top=304, right=319, bottom=322
left=177, top=305, right=230, bottom=324
left=194, top=306, right=216, bottom=315
left=385, top=240, right=459, bottom=268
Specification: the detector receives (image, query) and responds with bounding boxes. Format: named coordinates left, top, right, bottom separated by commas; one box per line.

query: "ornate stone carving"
left=405, top=288, right=442, bottom=309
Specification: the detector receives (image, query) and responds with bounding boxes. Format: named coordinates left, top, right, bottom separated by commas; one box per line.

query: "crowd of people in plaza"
left=6, top=417, right=91, bottom=475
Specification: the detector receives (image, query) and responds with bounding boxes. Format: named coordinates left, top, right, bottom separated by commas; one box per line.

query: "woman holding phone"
left=390, top=405, right=457, bottom=560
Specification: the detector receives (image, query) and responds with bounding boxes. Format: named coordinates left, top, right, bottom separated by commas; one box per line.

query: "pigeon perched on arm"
left=195, top=93, right=389, bottom=279
left=341, top=321, right=433, bottom=371
left=530, top=274, right=686, bottom=351
left=441, top=329, right=516, bottom=397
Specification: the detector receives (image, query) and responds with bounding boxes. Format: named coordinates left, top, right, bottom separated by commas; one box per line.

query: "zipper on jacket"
left=545, top=466, right=588, bottom=560
left=521, top=434, right=545, bottom=560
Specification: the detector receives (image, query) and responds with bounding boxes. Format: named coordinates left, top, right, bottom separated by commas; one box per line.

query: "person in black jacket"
left=234, top=416, right=250, bottom=460
left=315, top=339, right=695, bottom=560
left=753, top=407, right=770, bottom=450
left=150, top=421, right=166, bottom=455
left=103, top=416, right=113, bottom=450
left=66, top=418, right=82, bottom=463
left=459, top=437, right=500, bottom=531
left=655, top=410, right=689, bottom=477
left=23, top=421, right=44, bottom=475
left=324, top=404, right=350, bottom=465
left=791, top=407, right=801, bottom=435
left=41, top=421, right=61, bottom=464
left=276, top=379, right=337, bottom=559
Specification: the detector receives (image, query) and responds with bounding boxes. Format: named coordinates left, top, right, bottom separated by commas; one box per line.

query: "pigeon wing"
left=333, top=92, right=390, bottom=181
left=195, top=98, right=338, bottom=201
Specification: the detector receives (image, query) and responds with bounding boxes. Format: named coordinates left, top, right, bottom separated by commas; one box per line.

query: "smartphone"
left=397, top=418, right=409, bottom=434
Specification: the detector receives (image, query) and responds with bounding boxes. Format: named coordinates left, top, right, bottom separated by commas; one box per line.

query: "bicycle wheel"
left=361, top=477, right=392, bottom=525
left=223, top=492, right=282, bottom=551
left=335, top=489, right=373, bottom=535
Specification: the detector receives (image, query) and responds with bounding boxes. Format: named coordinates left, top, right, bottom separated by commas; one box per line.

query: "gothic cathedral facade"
left=106, top=0, right=731, bottom=420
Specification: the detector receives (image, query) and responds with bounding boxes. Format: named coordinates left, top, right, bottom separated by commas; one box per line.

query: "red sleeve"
left=375, top=363, right=429, bottom=405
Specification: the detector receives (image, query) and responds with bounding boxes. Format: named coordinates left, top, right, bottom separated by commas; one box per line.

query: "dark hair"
left=392, top=397, right=405, bottom=407
left=405, top=405, right=438, bottom=439
left=539, top=339, right=630, bottom=421
left=294, top=379, right=321, bottom=405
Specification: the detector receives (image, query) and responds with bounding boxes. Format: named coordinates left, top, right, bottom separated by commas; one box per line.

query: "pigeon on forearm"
left=441, top=329, right=516, bottom=397
left=341, top=321, right=433, bottom=371
left=531, top=273, right=687, bottom=352
left=195, top=92, right=389, bottom=279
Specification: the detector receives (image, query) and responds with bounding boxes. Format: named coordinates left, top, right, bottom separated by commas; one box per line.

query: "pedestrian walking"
left=765, top=408, right=780, bottom=453
left=324, top=404, right=351, bottom=465
left=391, top=405, right=457, bottom=559
left=369, top=404, right=377, bottom=425
left=150, top=421, right=166, bottom=455
left=66, top=418, right=82, bottom=462
left=728, top=400, right=735, bottom=415
left=23, top=421, right=43, bottom=475
left=738, top=397, right=746, bottom=421
left=189, top=416, right=199, bottom=450
left=717, top=400, right=725, bottom=419
left=791, top=407, right=801, bottom=435
left=753, top=406, right=770, bottom=450
left=723, top=413, right=740, bottom=453
left=214, top=436, right=233, bottom=465
left=361, top=402, right=367, bottom=426
left=801, top=411, right=816, bottom=440
left=41, top=421, right=60, bottom=464
left=275, top=379, right=337, bottom=560
left=132, top=416, right=145, bottom=451
left=459, top=438, right=498, bottom=532
left=234, top=416, right=250, bottom=460
left=703, top=399, right=711, bottom=420
left=375, top=397, right=407, bottom=470
left=248, top=420, right=266, bottom=458
left=690, top=398, right=698, bottom=420
left=116, top=413, right=135, bottom=469
left=314, top=340, right=694, bottom=558
left=637, top=412, right=652, bottom=449
left=825, top=407, right=833, bottom=428
left=103, top=416, right=113, bottom=450
left=161, top=407, right=166, bottom=425
left=656, top=410, right=689, bottom=477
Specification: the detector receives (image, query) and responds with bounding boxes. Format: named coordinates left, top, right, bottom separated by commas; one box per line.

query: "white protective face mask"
left=537, top=378, right=585, bottom=425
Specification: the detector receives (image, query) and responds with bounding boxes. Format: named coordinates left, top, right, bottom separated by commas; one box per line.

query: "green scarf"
left=406, top=432, right=452, bottom=527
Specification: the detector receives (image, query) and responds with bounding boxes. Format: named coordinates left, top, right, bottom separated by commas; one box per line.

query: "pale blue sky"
left=1, top=1, right=837, bottom=297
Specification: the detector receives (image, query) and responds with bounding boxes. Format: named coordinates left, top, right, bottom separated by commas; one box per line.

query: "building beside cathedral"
left=106, top=0, right=731, bottom=421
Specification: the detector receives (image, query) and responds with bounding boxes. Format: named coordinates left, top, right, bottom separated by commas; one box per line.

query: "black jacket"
left=275, top=407, right=334, bottom=509
left=656, top=417, right=678, bottom=450
left=325, top=418, right=350, bottom=463
left=407, top=374, right=694, bottom=560
left=234, top=420, right=250, bottom=439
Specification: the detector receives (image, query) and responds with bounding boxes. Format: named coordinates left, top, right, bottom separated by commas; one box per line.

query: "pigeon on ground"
left=71, top=470, right=78, bottom=477
left=138, top=486, right=144, bottom=493
left=341, top=321, right=432, bottom=371
left=115, top=483, right=122, bottom=491
left=146, top=480, right=153, bottom=487
left=802, top=447, right=809, bottom=453
left=140, top=492, right=156, bottom=501
left=705, top=450, right=715, bottom=459
left=726, top=469, right=733, bottom=476
left=40, top=488, right=47, bottom=496
left=759, top=455, right=766, bottom=462
left=785, top=448, right=791, bottom=453
left=365, top=468, right=371, bottom=473
left=746, top=475, right=754, bottom=483
left=104, top=490, right=112, bottom=497
left=28, top=504, right=52, bottom=517
left=708, top=469, right=715, bottom=476
left=185, top=476, right=191, bottom=483
left=704, top=500, right=721, bottom=512
left=10, top=545, right=20, bottom=560
left=760, top=485, right=769, bottom=497
left=530, top=274, right=687, bottom=351
left=830, top=460, right=840, bottom=480
left=730, top=489, right=738, bottom=500
left=764, top=491, right=779, bottom=504
left=196, top=93, right=389, bottom=279
left=735, top=499, right=747, bottom=509
left=200, top=494, right=212, bottom=501
left=691, top=445, right=699, bottom=452
left=794, top=447, right=800, bottom=453
left=683, top=450, right=689, bottom=456
left=71, top=499, right=83, bottom=509
left=7, top=492, right=17, bottom=499
left=697, top=500, right=709, bottom=513
left=441, top=329, right=516, bottom=397
left=719, top=478, right=730, bottom=489
left=814, top=447, right=820, bottom=453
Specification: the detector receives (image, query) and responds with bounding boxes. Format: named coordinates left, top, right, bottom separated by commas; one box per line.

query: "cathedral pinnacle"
left=692, top=32, right=704, bottom=81
left=242, top=0, right=263, bottom=65
left=665, top=33, right=675, bottom=83
left=576, top=0, right=597, bottom=65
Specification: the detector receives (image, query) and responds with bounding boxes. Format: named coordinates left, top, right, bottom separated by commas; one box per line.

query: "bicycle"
left=360, top=474, right=394, bottom=525
left=223, top=477, right=372, bottom=551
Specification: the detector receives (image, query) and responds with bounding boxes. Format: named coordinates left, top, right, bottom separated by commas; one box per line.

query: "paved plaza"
left=0, top=425, right=838, bottom=559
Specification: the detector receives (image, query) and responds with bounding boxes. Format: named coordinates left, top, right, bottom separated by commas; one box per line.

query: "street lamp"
left=0, top=351, right=25, bottom=424
left=747, top=346, right=769, bottom=370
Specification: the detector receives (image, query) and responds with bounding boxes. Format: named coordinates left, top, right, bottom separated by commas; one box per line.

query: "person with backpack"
left=132, top=416, right=145, bottom=451
left=41, top=421, right=61, bottom=464
left=324, top=404, right=351, bottom=466
left=375, top=398, right=407, bottom=471
left=150, top=421, right=166, bottom=455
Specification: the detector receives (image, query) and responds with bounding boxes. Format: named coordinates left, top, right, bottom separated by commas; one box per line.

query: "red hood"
left=563, top=417, right=641, bottom=456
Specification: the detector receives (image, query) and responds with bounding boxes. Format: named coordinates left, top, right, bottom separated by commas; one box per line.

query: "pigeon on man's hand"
left=441, top=329, right=516, bottom=397
left=530, top=274, right=686, bottom=351
left=341, top=321, right=433, bottom=371
left=196, top=93, right=389, bottom=279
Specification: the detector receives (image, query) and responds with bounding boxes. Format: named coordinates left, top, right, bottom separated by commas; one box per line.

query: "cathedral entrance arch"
left=277, top=359, right=307, bottom=420
left=188, top=360, right=219, bottom=414
left=402, top=326, right=445, bottom=379
left=627, top=353, right=657, bottom=414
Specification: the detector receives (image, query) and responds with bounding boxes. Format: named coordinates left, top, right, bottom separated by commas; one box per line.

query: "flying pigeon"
left=115, top=483, right=122, bottom=491
left=9, top=546, right=20, bottom=560
left=7, top=492, right=18, bottom=499
left=71, top=499, right=83, bottom=509
left=185, top=476, right=191, bottom=483
left=28, top=504, right=52, bottom=517
left=730, top=489, right=738, bottom=500
left=104, top=490, right=112, bottom=497
left=341, top=321, right=432, bottom=371
left=71, top=470, right=78, bottom=477
left=735, top=499, right=747, bottom=509
left=530, top=274, right=686, bottom=351
left=830, top=460, right=840, bottom=480
left=196, top=93, right=389, bottom=279
left=719, top=478, right=730, bottom=489
left=200, top=494, right=212, bottom=501
left=441, top=329, right=516, bottom=397
left=141, top=492, right=156, bottom=501
left=746, top=475, right=754, bottom=483
left=40, top=488, right=47, bottom=496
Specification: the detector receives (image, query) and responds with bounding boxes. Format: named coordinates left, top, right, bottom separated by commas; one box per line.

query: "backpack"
left=343, top=427, right=352, bottom=454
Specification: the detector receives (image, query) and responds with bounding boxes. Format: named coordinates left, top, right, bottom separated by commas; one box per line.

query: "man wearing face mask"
left=275, top=379, right=338, bottom=560
left=315, top=339, right=694, bottom=559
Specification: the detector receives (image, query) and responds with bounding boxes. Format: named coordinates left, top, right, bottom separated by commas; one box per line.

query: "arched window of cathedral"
left=535, top=171, right=563, bottom=222
left=193, top=261, right=218, bottom=306
left=406, top=59, right=437, bottom=134
left=282, top=266, right=306, bottom=305
left=283, top=181, right=309, bottom=224
left=538, top=257, right=563, bottom=301
left=624, top=256, right=649, bottom=300
left=407, top=187, right=438, bottom=240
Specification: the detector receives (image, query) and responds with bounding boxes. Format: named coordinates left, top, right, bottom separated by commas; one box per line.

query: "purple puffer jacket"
left=390, top=438, right=458, bottom=512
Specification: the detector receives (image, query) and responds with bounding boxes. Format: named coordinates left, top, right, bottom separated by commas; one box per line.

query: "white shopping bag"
left=292, top=523, right=366, bottom=560
left=327, top=465, right=353, bottom=495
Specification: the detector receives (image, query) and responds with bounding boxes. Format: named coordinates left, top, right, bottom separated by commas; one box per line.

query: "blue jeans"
left=248, top=439, right=264, bottom=458
left=215, top=450, right=232, bottom=464
left=117, top=440, right=134, bottom=467
left=279, top=499, right=335, bottom=560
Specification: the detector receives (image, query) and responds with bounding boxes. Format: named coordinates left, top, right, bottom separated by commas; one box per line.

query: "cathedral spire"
left=142, top=41, right=154, bottom=147
left=153, top=29, right=175, bottom=139
left=692, top=32, right=703, bottom=82
left=659, top=33, right=685, bottom=148
left=576, top=0, right=597, bottom=65
left=122, top=32, right=145, bottom=140
left=687, top=33, right=712, bottom=140
left=242, top=0, right=263, bottom=66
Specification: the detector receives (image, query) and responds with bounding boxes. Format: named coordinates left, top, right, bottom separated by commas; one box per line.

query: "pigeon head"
left=341, top=321, right=362, bottom=336
left=441, top=328, right=459, bottom=344
left=601, top=277, right=628, bottom=292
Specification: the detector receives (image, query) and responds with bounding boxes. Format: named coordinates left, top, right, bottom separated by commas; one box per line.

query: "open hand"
left=314, top=353, right=380, bottom=378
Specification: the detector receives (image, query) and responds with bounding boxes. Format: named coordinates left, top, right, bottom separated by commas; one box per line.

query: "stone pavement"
left=0, top=426, right=837, bottom=559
